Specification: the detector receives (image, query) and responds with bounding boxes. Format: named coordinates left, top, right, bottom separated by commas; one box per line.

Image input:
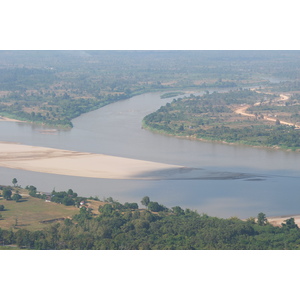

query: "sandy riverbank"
left=0, top=142, right=182, bottom=179
left=267, top=215, right=300, bottom=227
left=0, top=116, right=25, bottom=122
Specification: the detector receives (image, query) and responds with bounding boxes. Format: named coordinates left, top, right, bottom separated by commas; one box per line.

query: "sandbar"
left=267, top=215, right=300, bottom=227
left=0, top=142, right=182, bottom=179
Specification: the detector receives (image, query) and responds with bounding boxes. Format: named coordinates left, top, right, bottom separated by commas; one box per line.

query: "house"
left=43, top=192, right=52, bottom=202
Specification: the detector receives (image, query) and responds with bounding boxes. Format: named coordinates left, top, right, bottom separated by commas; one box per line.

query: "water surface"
left=1, top=92, right=300, bottom=218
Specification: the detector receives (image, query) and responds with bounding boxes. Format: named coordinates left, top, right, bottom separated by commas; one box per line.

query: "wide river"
left=1, top=91, right=300, bottom=218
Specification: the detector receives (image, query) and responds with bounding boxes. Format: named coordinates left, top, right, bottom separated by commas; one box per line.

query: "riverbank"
left=0, top=113, right=73, bottom=129
left=0, top=142, right=182, bottom=180
left=142, top=89, right=300, bottom=152
left=0, top=116, right=25, bottom=122
left=142, top=120, right=300, bottom=152
left=267, top=215, right=300, bottom=227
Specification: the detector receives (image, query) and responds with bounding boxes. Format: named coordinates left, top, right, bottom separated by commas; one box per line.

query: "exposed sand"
left=0, top=142, right=183, bottom=179
left=0, top=116, right=25, bottom=122
left=267, top=215, right=300, bottom=227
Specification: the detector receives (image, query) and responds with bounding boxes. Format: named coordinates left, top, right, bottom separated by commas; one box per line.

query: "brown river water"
left=1, top=91, right=300, bottom=218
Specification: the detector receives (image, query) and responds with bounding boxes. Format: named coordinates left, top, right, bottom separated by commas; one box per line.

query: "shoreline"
left=142, top=122, right=300, bottom=152
left=0, top=116, right=25, bottom=123
left=0, top=115, right=72, bottom=129
left=0, top=141, right=183, bottom=180
left=266, top=214, right=300, bottom=227
left=1, top=142, right=299, bottom=224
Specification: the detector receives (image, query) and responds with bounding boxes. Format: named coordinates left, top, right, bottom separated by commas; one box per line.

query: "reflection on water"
left=1, top=91, right=300, bottom=218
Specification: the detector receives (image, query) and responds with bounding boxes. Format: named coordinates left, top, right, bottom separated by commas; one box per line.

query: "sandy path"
left=234, top=105, right=253, bottom=117
left=234, top=93, right=300, bottom=128
left=0, top=142, right=183, bottom=179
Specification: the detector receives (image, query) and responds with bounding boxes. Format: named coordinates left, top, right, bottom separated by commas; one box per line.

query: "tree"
left=172, top=206, right=185, bottom=216
left=148, top=201, right=166, bottom=212
left=2, top=188, right=12, bottom=200
left=12, top=178, right=18, bottom=187
left=282, top=218, right=299, bottom=229
left=64, top=218, right=73, bottom=226
left=98, top=204, right=113, bottom=215
left=141, top=196, right=150, bottom=207
left=27, top=185, right=37, bottom=197
left=246, top=216, right=256, bottom=224
left=67, top=189, right=73, bottom=195
left=12, top=193, right=22, bottom=202
left=124, top=202, right=138, bottom=210
left=257, top=212, right=267, bottom=226
left=178, top=124, right=184, bottom=131
left=62, top=197, right=74, bottom=206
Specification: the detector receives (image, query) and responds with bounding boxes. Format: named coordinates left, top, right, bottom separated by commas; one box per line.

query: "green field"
left=0, top=188, right=80, bottom=230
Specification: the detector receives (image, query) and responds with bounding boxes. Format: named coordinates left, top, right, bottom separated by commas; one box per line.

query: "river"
left=1, top=91, right=300, bottom=218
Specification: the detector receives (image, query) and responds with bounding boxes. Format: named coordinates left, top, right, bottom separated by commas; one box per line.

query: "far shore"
left=0, top=141, right=182, bottom=180
left=0, top=116, right=25, bottom=122
left=267, top=215, right=300, bottom=227
left=142, top=122, right=300, bottom=153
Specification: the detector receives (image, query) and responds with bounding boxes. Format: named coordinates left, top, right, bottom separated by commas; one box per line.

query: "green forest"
left=0, top=184, right=300, bottom=250
left=143, top=89, right=300, bottom=150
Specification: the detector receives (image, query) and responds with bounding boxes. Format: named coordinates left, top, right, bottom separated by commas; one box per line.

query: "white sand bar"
left=267, top=215, right=300, bottom=227
left=0, top=142, right=182, bottom=179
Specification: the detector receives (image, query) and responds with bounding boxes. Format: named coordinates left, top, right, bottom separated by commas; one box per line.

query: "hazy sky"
left=2, top=0, right=299, bottom=50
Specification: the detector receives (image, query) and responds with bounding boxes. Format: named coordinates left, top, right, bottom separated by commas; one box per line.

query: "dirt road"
left=233, top=93, right=300, bottom=128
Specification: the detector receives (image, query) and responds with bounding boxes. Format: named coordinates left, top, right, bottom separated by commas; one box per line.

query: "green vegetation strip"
left=1, top=184, right=300, bottom=250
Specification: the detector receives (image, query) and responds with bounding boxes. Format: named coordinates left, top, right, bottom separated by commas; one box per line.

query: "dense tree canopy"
left=1, top=194, right=299, bottom=250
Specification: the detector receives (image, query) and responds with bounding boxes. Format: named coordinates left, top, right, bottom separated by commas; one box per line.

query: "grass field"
left=0, top=188, right=80, bottom=230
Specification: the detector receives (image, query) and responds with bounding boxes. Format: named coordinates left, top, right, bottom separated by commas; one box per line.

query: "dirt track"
left=233, top=93, right=300, bottom=128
